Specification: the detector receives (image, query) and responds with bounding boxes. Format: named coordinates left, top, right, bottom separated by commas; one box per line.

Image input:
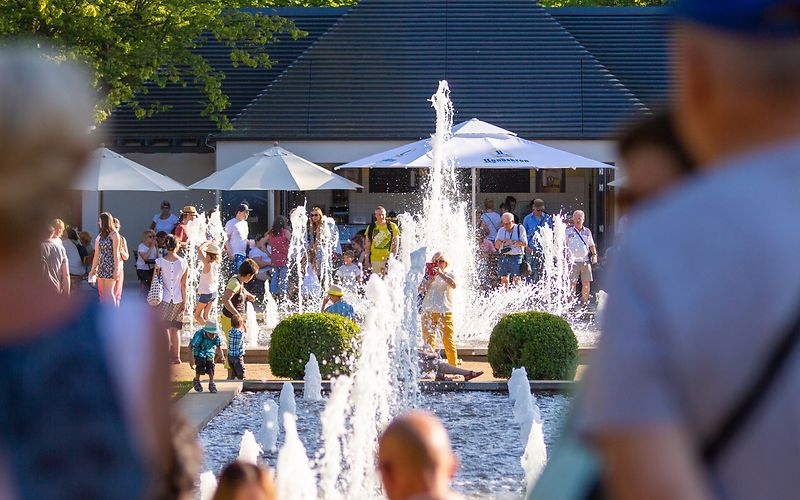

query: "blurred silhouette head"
left=0, top=50, right=95, bottom=254
left=378, top=410, right=459, bottom=500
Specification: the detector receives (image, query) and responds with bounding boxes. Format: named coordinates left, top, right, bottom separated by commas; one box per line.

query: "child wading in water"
left=190, top=320, right=224, bottom=393
left=227, top=314, right=246, bottom=380
left=195, top=240, right=221, bottom=324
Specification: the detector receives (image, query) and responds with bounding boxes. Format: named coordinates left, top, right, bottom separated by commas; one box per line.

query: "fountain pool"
left=199, top=390, right=571, bottom=499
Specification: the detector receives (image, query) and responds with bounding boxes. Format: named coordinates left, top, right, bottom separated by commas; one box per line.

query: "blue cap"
left=674, top=0, right=800, bottom=37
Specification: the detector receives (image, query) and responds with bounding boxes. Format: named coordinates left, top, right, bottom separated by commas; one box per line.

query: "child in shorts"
left=227, top=314, right=246, bottom=380
left=190, top=320, right=224, bottom=393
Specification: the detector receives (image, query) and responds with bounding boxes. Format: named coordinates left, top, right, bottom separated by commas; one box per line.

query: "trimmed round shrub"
left=269, top=312, right=360, bottom=379
left=487, top=311, right=578, bottom=380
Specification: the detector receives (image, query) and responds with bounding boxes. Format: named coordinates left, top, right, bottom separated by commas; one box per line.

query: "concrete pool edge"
left=178, top=346, right=595, bottom=364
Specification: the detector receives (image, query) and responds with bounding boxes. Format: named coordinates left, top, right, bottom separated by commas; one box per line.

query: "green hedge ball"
left=487, top=311, right=578, bottom=381
left=268, top=312, right=361, bottom=380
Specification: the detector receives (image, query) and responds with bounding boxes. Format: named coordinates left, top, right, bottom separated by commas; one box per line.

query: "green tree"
left=0, top=0, right=354, bottom=127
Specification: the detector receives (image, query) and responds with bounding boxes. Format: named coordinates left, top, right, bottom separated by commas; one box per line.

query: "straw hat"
left=206, top=243, right=221, bottom=255
left=181, top=205, right=198, bottom=215
left=328, top=284, right=344, bottom=297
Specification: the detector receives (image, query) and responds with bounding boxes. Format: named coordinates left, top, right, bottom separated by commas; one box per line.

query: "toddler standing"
left=227, top=314, right=247, bottom=380
left=190, top=320, right=223, bottom=393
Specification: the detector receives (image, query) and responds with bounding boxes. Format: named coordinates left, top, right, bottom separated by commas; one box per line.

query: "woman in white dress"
left=153, top=234, right=188, bottom=364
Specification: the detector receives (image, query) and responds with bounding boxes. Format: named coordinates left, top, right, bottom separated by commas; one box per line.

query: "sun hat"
left=181, top=205, right=198, bottom=215
left=206, top=243, right=221, bottom=255
left=328, top=284, right=344, bottom=297
left=203, top=320, right=222, bottom=335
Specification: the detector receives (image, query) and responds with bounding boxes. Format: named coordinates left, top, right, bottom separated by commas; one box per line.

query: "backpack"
left=366, top=221, right=395, bottom=243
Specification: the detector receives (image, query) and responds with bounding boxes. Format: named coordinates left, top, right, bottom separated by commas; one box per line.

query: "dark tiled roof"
left=102, top=7, right=349, bottom=151
left=226, top=0, right=648, bottom=141
left=550, top=7, right=670, bottom=111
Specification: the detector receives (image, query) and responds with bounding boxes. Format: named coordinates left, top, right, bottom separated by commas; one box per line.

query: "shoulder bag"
left=530, top=297, right=800, bottom=499
left=517, top=224, right=532, bottom=277
left=147, top=269, right=163, bottom=306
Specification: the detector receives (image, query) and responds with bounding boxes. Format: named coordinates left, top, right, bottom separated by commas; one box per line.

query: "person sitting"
left=189, top=320, right=224, bottom=393
left=226, top=314, right=246, bottom=381
left=377, top=410, right=462, bottom=500
left=248, top=241, right=272, bottom=282
left=418, top=344, right=483, bottom=382
left=321, top=284, right=355, bottom=321
left=212, top=461, right=276, bottom=500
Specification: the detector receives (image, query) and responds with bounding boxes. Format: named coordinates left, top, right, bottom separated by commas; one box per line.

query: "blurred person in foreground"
left=0, top=50, right=171, bottom=498
left=213, top=461, right=275, bottom=500
left=578, top=2, right=800, bottom=500
left=615, top=112, right=694, bottom=216
left=378, top=410, right=462, bottom=500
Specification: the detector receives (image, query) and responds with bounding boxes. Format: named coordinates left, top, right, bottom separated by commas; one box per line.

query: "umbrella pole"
left=100, top=190, right=104, bottom=213
left=471, top=167, right=477, bottom=229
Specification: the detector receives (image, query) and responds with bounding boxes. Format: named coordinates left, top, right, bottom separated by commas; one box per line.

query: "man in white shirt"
left=479, top=198, right=502, bottom=243
left=224, top=203, right=251, bottom=273
left=494, top=212, right=527, bottom=289
left=565, top=210, right=597, bottom=305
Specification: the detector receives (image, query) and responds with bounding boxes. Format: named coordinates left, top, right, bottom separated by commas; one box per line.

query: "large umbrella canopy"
left=336, top=118, right=611, bottom=170
left=73, top=147, right=188, bottom=191
left=190, top=146, right=362, bottom=191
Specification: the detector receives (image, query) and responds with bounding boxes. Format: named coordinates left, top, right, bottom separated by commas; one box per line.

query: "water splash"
left=237, top=429, right=263, bottom=465
left=245, top=301, right=259, bottom=347
left=257, top=399, right=280, bottom=453
left=198, top=470, right=218, bottom=500
left=276, top=413, right=317, bottom=500
left=287, top=204, right=309, bottom=313
left=303, top=354, right=324, bottom=402
left=318, top=375, right=353, bottom=500
left=508, top=367, right=547, bottom=492
left=279, top=382, right=297, bottom=429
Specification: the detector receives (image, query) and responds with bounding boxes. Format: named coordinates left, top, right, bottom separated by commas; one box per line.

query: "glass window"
left=479, top=169, right=531, bottom=193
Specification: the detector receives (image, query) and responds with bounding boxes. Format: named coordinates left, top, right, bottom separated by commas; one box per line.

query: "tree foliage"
left=0, top=0, right=354, bottom=126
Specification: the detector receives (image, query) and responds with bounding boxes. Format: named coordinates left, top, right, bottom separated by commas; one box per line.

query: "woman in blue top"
left=0, top=51, right=172, bottom=499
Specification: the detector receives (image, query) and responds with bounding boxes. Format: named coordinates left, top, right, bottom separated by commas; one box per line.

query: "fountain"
left=303, top=354, right=324, bottom=402
left=245, top=301, right=259, bottom=346
left=198, top=470, right=217, bottom=500
left=318, top=375, right=353, bottom=500
left=279, top=382, right=297, bottom=428
left=276, top=413, right=317, bottom=500
left=257, top=399, right=280, bottom=453
left=197, top=81, right=577, bottom=498
left=508, top=367, right=547, bottom=491
left=237, top=430, right=262, bottom=465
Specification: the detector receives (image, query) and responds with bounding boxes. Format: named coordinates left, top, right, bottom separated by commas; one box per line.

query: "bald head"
left=378, top=411, right=459, bottom=500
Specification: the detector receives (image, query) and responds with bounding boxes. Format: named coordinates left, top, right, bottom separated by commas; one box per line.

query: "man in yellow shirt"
left=366, top=206, right=399, bottom=277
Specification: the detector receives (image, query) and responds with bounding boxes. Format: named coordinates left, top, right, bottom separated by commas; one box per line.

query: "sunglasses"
left=146, top=235, right=155, bottom=239
left=436, top=259, right=447, bottom=263
left=311, top=214, right=321, bottom=218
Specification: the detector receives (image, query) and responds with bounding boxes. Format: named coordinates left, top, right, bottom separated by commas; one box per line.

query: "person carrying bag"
left=531, top=300, right=800, bottom=499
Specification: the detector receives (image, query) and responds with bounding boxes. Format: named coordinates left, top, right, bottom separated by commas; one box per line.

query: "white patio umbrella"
left=189, top=145, right=362, bottom=191
left=336, top=118, right=610, bottom=221
left=336, top=118, right=610, bottom=170
left=73, top=147, right=188, bottom=192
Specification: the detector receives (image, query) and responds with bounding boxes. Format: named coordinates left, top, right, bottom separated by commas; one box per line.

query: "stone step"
left=180, top=345, right=595, bottom=364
